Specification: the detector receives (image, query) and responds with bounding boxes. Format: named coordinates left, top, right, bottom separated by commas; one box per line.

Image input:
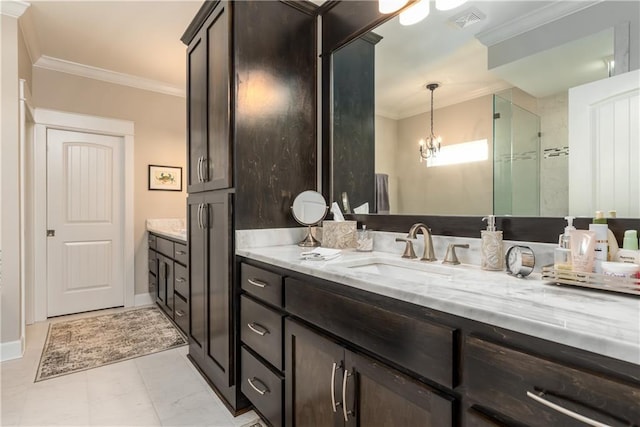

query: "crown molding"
left=34, top=55, right=185, bottom=98
left=0, top=1, right=29, bottom=18
left=476, top=0, right=603, bottom=47
left=18, top=7, right=40, bottom=65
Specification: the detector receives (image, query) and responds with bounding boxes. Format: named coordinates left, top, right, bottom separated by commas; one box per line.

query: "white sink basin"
left=331, top=257, right=458, bottom=283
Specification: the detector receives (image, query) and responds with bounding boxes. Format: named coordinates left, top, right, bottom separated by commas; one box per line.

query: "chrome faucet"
left=395, top=223, right=437, bottom=261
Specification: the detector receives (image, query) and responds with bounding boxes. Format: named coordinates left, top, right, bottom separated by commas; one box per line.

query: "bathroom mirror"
left=291, top=190, right=328, bottom=246
left=329, top=0, right=637, bottom=218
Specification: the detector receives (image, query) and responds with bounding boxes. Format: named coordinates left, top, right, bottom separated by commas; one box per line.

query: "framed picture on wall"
left=148, top=165, right=182, bottom=191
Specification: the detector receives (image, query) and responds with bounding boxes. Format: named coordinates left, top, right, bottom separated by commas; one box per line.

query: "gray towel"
left=375, top=173, right=390, bottom=214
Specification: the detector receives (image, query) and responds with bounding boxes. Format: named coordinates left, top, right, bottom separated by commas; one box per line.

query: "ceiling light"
left=379, top=0, right=409, bottom=14
left=435, top=0, right=467, bottom=11
left=419, top=83, right=442, bottom=162
left=400, top=0, right=430, bottom=26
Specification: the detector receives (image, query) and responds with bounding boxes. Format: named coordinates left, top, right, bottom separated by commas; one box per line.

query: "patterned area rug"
left=35, top=306, right=187, bottom=382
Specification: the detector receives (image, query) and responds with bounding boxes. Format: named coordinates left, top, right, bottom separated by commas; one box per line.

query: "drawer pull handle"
left=247, top=322, right=269, bottom=336
left=176, top=250, right=187, bottom=255
left=247, top=278, right=267, bottom=288
left=247, top=377, right=270, bottom=395
left=526, top=391, right=611, bottom=427
left=175, top=310, right=185, bottom=317
left=342, top=369, right=354, bottom=422
left=331, top=362, right=342, bottom=412
left=176, top=277, right=186, bottom=283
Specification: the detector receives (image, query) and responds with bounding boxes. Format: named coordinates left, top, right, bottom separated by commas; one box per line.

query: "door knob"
left=47, top=230, right=55, bottom=237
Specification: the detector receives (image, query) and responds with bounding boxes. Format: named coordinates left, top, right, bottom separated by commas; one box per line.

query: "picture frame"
left=148, top=165, right=182, bottom=191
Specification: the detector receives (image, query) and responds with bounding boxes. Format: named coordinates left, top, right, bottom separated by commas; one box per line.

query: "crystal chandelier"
left=419, top=83, right=442, bottom=161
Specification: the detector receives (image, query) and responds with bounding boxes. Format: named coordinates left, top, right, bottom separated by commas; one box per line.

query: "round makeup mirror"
left=291, top=190, right=328, bottom=247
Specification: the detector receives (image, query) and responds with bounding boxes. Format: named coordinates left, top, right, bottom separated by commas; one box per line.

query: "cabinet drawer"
left=286, top=277, right=458, bottom=389
left=241, top=295, right=283, bottom=370
left=148, top=250, right=157, bottom=276
left=174, top=263, right=189, bottom=299
left=148, top=233, right=157, bottom=250
left=241, top=347, right=283, bottom=427
left=174, top=242, right=188, bottom=266
left=156, top=237, right=174, bottom=257
left=174, top=295, right=189, bottom=335
left=241, top=263, right=283, bottom=308
left=465, top=336, right=640, bottom=427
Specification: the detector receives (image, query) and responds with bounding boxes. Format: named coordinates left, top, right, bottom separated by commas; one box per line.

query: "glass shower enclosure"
left=493, top=93, right=541, bottom=216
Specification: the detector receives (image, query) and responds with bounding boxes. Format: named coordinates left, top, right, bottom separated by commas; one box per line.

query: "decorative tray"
left=541, top=266, right=640, bottom=296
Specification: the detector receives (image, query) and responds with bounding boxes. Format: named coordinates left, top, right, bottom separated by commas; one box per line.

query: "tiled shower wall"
left=539, top=92, right=569, bottom=217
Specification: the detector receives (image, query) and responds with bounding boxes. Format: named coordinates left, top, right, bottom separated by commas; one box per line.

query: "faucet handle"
left=395, top=238, right=417, bottom=259
left=442, top=244, right=469, bottom=265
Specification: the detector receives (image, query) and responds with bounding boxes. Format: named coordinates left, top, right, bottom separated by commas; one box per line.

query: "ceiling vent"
left=450, top=7, right=486, bottom=29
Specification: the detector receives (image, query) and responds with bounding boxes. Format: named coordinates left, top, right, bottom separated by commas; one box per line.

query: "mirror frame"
left=318, top=0, right=639, bottom=244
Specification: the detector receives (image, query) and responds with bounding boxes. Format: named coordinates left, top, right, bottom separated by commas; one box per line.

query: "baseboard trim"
left=134, top=292, right=154, bottom=306
left=1, top=337, right=25, bottom=362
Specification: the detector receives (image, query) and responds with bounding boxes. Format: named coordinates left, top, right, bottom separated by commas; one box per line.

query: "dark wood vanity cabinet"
left=463, top=336, right=640, bottom=427
left=285, top=319, right=454, bottom=427
left=147, top=233, right=188, bottom=335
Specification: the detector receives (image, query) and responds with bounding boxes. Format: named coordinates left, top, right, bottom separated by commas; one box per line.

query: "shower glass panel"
left=493, top=94, right=541, bottom=216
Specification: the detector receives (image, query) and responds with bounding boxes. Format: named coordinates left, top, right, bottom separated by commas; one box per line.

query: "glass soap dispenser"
left=481, top=215, right=504, bottom=271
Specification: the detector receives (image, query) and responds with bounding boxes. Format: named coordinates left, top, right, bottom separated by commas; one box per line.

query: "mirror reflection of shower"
left=493, top=91, right=541, bottom=216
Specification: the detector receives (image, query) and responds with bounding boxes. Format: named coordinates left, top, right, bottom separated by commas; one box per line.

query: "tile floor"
left=1, top=307, right=262, bottom=426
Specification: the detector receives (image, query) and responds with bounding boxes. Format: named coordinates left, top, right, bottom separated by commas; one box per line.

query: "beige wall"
left=32, top=68, right=187, bottom=296
left=2, top=14, right=22, bottom=344
left=391, top=95, right=494, bottom=215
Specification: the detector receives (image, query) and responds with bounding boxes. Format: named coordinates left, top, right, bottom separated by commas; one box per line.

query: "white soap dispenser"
left=481, top=215, right=504, bottom=271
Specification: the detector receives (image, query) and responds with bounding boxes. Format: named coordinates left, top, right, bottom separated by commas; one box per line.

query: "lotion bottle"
left=588, top=211, right=608, bottom=273
left=616, top=230, right=640, bottom=264
left=554, top=216, right=575, bottom=270
left=481, top=215, right=504, bottom=271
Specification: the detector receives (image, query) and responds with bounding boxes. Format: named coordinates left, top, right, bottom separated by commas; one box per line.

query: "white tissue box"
left=322, top=221, right=357, bottom=249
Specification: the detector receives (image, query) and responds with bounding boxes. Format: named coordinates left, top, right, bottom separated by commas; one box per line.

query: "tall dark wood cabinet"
left=182, top=0, right=316, bottom=414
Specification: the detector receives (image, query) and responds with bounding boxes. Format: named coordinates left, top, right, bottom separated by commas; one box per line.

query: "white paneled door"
left=47, top=129, right=125, bottom=317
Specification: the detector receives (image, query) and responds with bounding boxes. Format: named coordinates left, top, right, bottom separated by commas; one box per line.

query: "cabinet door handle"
left=247, top=278, right=267, bottom=288
left=175, top=250, right=187, bottom=255
left=196, top=156, right=202, bottom=182
left=201, top=157, right=208, bottom=181
left=331, top=362, right=342, bottom=412
left=176, top=277, right=186, bottom=283
left=526, top=391, right=611, bottom=427
left=175, top=309, right=185, bottom=317
left=201, top=204, right=208, bottom=229
left=198, top=203, right=205, bottom=229
left=342, top=369, right=354, bottom=422
left=247, top=322, right=269, bottom=336
left=247, top=377, right=270, bottom=395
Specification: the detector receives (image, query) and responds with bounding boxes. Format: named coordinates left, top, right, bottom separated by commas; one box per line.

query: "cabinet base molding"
left=186, top=354, right=251, bottom=416
left=134, top=292, right=154, bottom=306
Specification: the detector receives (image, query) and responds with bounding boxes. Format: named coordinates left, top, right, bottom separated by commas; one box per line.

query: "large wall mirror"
left=329, top=0, right=639, bottom=220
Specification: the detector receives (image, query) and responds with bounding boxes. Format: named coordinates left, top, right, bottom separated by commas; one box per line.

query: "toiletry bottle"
left=616, top=230, right=640, bottom=264
left=554, top=216, right=575, bottom=271
left=589, top=211, right=608, bottom=273
left=356, top=225, right=373, bottom=252
left=481, top=215, right=503, bottom=271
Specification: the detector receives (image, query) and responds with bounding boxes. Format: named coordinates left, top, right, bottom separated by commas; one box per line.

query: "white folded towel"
left=300, top=247, right=342, bottom=261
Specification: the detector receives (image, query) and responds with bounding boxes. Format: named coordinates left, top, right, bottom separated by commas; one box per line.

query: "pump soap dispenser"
left=481, top=215, right=504, bottom=271
left=555, top=216, right=575, bottom=270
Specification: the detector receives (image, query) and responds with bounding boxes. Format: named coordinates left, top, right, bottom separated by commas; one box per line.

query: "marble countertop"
left=146, top=218, right=187, bottom=243
left=237, top=245, right=640, bottom=365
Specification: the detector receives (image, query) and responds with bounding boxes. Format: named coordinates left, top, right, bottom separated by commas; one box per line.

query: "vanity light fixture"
left=419, top=83, right=442, bottom=162
left=379, top=0, right=409, bottom=14
left=400, top=0, right=430, bottom=26
left=435, top=0, right=467, bottom=11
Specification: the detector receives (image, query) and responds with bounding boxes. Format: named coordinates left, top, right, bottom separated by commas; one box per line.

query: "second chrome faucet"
left=395, top=222, right=437, bottom=261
